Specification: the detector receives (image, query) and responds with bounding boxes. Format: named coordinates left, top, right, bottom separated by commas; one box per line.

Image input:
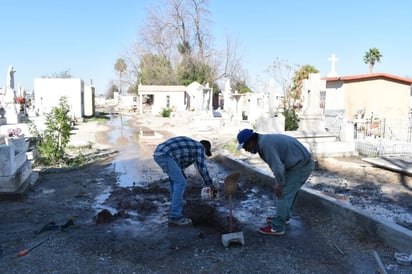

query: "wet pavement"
left=106, top=115, right=141, bottom=187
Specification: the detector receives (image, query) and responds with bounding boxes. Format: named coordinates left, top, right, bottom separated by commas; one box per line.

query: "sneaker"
left=266, top=216, right=290, bottom=225
left=168, top=217, right=193, bottom=227
left=258, top=225, right=285, bottom=236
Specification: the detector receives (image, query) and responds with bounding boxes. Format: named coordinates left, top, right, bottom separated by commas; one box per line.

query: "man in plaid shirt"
left=153, top=136, right=214, bottom=226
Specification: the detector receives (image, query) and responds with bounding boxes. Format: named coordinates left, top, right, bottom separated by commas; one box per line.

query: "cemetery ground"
left=0, top=111, right=411, bottom=273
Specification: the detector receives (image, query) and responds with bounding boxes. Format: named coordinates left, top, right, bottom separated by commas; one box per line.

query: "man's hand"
left=211, top=185, right=219, bottom=198
left=275, top=185, right=283, bottom=197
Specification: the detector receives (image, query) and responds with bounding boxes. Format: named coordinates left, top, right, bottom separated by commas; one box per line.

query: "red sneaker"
left=258, top=225, right=285, bottom=236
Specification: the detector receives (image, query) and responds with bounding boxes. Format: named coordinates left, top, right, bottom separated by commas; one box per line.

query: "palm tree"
left=291, top=64, right=319, bottom=107
left=114, top=58, right=127, bottom=95
left=363, top=48, right=382, bottom=73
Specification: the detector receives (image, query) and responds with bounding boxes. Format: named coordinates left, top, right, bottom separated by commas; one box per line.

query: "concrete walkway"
left=363, top=157, right=412, bottom=176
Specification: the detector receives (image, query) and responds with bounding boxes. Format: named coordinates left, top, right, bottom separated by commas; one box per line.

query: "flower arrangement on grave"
left=7, top=127, right=22, bottom=138
left=16, top=96, right=25, bottom=104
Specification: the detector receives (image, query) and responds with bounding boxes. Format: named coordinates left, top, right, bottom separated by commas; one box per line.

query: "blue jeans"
left=271, top=159, right=315, bottom=231
left=154, top=154, right=186, bottom=220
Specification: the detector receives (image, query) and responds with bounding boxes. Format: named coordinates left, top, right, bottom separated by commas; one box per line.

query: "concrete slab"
left=362, top=157, right=412, bottom=176
left=0, top=171, right=38, bottom=199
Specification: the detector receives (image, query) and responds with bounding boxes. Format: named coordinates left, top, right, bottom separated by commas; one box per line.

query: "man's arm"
left=195, top=155, right=213, bottom=186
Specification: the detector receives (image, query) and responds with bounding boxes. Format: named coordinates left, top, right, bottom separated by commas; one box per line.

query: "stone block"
left=221, top=231, right=245, bottom=247
left=5, top=136, right=26, bottom=154
left=0, top=145, right=15, bottom=176
left=0, top=146, right=27, bottom=176
left=0, top=160, right=32, bottom=192
left=256, top=116, right=285, bottom=133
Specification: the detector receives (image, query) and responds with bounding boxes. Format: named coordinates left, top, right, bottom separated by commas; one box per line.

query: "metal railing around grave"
left=354, top=118, right=412, bottom=156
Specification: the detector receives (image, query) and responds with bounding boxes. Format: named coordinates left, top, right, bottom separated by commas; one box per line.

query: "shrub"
left=29, top=97, right=72, bottom=166
left=283, top=109, right=299, bottom=131
left=161, top=107, right=171, bottom=117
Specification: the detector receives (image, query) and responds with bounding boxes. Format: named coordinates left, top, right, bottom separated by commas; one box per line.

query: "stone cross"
left=327, top=53, right=339, bottom=77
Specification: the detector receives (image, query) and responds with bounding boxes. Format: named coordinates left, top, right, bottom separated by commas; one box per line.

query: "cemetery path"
left=0, top=111, right=411, bottom=273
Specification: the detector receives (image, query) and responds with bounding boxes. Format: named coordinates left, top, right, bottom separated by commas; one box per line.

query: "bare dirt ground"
left=0, top=112, right=411, bottom=273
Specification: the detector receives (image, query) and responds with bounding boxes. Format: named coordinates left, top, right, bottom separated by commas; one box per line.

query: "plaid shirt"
left=154, top=136, right=213, bottom=185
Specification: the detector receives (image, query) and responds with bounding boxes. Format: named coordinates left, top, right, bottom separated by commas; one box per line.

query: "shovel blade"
left=224, top=172, right=240, bottom=195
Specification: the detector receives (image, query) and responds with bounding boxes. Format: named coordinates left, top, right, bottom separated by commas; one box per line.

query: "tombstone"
left=84, top=84, right=95, bottom=117
left=223, top=78, right=233, bottom=112
left=222, top=78, right=242, bottom=120
left=255, top=78, right=285, bottom=133
left=3, top=66, right=23, bottom=124
left=0, top=133, right=38, bottom=196
left=298, top=73, right=326, bottom=131
left=0, top=89, right=6, bottom=125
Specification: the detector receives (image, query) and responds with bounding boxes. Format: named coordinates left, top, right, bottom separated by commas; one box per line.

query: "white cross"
left=328, top=53, right=339, bottom=77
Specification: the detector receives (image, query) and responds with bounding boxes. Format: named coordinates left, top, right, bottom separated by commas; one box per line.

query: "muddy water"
left=105, top=115, right=141, bottom=187
left=94, top=114, right=143, bottom=215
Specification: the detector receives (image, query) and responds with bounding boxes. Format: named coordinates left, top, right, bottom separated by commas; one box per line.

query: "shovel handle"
left=17, top=249, right=29, bottom=257
left=17, top=237, right=48, bottom=257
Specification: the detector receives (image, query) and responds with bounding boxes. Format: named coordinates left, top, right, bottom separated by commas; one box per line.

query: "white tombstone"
left=222, top=78, right=241, bottom=120
left=223, top=78, right=233, bottom=112
left=299, top=73, right=326, bottom=131
left=3, top=66, right=22, bottom=124
left=268, top=78, right=277, bottom=117
left=254, top=79, right=285, bottom=133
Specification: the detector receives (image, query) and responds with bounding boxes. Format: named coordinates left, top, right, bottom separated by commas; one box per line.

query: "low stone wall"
left=216, top=152, right=412, bottom=254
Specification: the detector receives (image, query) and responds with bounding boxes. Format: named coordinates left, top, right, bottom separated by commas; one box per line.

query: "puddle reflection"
left=106, top=115, right=141, bottom=187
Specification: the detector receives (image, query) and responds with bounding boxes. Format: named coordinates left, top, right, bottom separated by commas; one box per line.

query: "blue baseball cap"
left=237, top=129, right=254, bottom=150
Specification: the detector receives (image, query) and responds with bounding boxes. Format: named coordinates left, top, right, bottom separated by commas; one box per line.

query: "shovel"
left=224, top=171, right=240, bottom=232
left=221, top=172, right=245, bottom=247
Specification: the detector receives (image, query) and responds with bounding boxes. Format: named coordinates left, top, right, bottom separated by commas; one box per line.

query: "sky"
left=1, top=0, right=411, bottom=95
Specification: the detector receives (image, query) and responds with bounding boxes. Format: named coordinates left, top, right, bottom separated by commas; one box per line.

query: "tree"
left=106, top=84, right=118, bottom=99
left=363, top=48, right=382, bottom=73
left=267, top=58, right=299, bottom=109
left=114, top=58, right=127, bottom=94
left=139, top=53, right=176, bottom=85
left=41, top=70, right=73, bottom=78
left=232, top=80, right=251, bottom=94
left=266, top=58, right=300, bottom=131
left=291, top=65, right=319, bottom=108
left=128, top=0, right=245, bottom=89
left=266, top=59, right=319, bottom=131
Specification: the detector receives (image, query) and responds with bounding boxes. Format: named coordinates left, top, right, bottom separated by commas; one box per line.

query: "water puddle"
left=106, top=115, right=141, bottom=188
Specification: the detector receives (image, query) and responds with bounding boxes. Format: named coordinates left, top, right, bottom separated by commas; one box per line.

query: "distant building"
left=33, top=78, right=95, bottom=120
left=137, top=82, right=212, bottom=115
left=324, top=73, right=412, bottom=139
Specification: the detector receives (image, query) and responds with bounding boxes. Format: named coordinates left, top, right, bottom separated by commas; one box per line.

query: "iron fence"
left=354, top=118, right=412, bottom=156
